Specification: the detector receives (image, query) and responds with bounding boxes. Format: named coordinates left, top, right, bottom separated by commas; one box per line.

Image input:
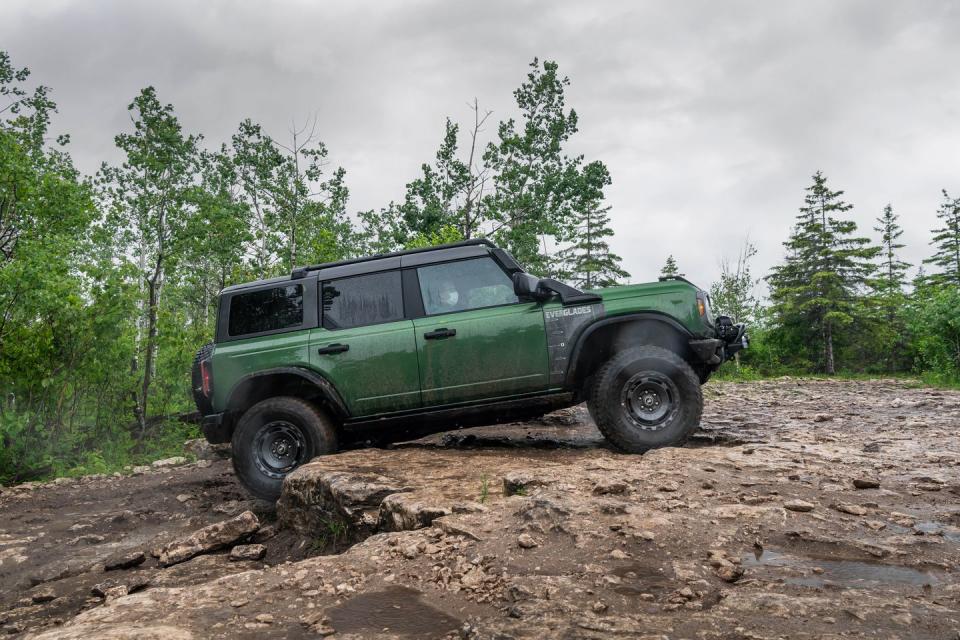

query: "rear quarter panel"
left=210, top=328, right=312, bottom=411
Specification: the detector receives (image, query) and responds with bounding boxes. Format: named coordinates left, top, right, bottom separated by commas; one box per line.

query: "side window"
left=417, top=257, right=518, bottom=315
left=322, top=271, right=404, bottom=329
left=228, top=285, right=304, bottom=337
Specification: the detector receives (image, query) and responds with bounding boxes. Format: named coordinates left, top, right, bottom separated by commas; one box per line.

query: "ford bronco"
left=192, top=240, right=747, bottom=500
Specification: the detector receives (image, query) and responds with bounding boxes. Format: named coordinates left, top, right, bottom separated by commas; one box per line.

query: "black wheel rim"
left=253, top=420, right=307, bottom=479
left=620, top=372, right=678, bottom=431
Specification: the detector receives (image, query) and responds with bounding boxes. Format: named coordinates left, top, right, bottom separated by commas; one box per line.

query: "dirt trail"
left=1, top=379, right=959, bottom=639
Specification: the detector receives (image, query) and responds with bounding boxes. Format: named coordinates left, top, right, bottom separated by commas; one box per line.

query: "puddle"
left=743, top=549, right=943, bottom=588
left=914, top=521, right=960, bottom=543
left=326, top=585, right=462, bottom=638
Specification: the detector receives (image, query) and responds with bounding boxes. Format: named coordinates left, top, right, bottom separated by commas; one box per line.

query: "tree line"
left=703, top=172, right=960, bottom=383
left=2, top=47, right=958, bottom=484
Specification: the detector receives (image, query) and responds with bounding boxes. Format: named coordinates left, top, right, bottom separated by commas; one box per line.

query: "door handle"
left=317, top=343, right=349, bottom=355
left=423, top=328, right=456, bottom=340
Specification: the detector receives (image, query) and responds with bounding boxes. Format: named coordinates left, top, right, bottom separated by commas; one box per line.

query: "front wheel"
left=231, top=396, right=337, bottom=501
left=588, top=346, right=702, bottom=453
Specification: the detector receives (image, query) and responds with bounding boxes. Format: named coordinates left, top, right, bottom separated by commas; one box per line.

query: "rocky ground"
left=1, top=379, right=959, bottom=639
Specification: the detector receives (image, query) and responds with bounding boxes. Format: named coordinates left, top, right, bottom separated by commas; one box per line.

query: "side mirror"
left=513, top=273, right=548, bottom=301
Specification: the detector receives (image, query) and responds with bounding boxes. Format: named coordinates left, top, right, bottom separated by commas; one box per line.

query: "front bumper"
left=689, top=316, right=749, bottom=366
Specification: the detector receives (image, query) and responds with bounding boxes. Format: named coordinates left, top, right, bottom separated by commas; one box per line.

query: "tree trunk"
left=137, top=266, right=161, bottom=439
left=823, top=321, right=835, bottom=375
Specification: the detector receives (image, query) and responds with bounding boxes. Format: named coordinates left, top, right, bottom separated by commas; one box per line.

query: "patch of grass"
left=308, top=517, right=350, bottom=555
left=479, top=474, right=489, bottom=504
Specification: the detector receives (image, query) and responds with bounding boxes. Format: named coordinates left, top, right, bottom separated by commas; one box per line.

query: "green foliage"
left=484, top=59, right=588, bottom=273
left=922, top=190, right=960, bottom=287
left=868, top=204, right=911, bottom=371
left=659, top=255, right=682, bottom=278
left=709, top=241, right=760, bottom=326
left=766, top=171, right=878, bottom=374
left=405, top=224, right=464, bottom=250
left=907, top=287, right=960, bottom=384
left=555, top=162, right=629, bottom=288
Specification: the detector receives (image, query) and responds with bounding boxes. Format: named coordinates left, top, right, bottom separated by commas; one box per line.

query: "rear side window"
left=322, top=271, right=403, bottom=329
left=228, top=285, right=304, bottom=337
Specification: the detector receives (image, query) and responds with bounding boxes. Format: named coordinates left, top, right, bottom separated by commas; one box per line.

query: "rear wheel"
left=588, top=346, right=702, bottom=453
left=231, top=396, right=337, bottom=501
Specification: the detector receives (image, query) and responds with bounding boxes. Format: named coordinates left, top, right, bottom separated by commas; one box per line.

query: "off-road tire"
left=588, top=346, right=702, bottom=453
left=231, top=396, right=337, bottom=501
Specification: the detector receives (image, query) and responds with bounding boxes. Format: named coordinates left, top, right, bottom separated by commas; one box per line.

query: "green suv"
left=192, top=240, right=747, bottom=500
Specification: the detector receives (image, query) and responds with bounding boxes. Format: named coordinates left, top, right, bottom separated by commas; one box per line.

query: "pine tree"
left=873, top=204, right=911, bottom=300
left=767, top=171, right=878, bottom=374
left=923, top=190, right=960, bottom=287
left=556, top=161, right=628, bottom=288
left=660, top=255, right=682, bottom=278
left=870, top=204, right=911, bottom=370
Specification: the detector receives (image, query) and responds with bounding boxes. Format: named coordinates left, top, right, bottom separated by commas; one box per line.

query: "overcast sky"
left=2, top=0, right=958, bottom=289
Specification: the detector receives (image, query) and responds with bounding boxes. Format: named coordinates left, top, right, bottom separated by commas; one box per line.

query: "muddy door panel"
left=314, top=271, right=421, bottom=417
left=413, top=304, right=550, bottom=406
left=310, top=320, right=421, bottom=417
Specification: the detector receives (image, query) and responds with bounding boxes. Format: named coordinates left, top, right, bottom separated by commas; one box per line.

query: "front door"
left=310, top=270, right=421, bottom=417
left=412, top=257, right=550, bottom=406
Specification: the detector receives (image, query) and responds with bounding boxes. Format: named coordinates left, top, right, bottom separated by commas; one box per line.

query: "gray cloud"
left=2, top=0, right=958, bottom=289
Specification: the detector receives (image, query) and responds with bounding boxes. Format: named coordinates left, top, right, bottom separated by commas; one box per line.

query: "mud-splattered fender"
left=544, top=303, right=605, bottom=386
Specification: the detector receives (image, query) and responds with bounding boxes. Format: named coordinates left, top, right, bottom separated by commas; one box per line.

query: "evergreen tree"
left=870, top=204, right=911, bottom=370
left=660, top=255, right=682, bottom=278
left=767, top=171, right=878, bottom=374
left=556, top=161, right=628, bottom=288
left=874, top=204, right=911, bottom=295
left=923, top=190, right=960, bottom=287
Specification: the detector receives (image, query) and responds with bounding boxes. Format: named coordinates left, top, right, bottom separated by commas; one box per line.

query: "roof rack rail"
left=290, top=238, right=495, bottom=279
left=657, top=275, right=698, bottom=287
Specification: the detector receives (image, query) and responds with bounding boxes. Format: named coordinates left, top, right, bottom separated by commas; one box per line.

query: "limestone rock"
left=517, top=533, right=538, bottom=549
left=182, top=438, right=231, bottom=460
left=228, top=544, right=266, bottom=561
left=378, top=492, right=450, bottom=531
left=104, top=551, right=146, bottom=571
left=853, top=478, right=880, bottom=489
left=784, top=499, right=815, bottom=512
left=156, top=511, right=259, bottom=567
left=503, top=471, right=544, bottom=496
left=151, top=457, right=187, bottom=469
left=832, top=502, right=867, bottom=516
left=592, top=480, right=629, bottom=495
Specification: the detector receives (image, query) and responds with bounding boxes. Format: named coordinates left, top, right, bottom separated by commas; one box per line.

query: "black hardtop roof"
left=220, top=238, right=501, bottom=295
left=290, top=238, right=496, bottom=279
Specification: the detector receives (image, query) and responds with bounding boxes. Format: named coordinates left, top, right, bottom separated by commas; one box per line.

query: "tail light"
left=200, top=360, right=212, bottom=397
left=697, top=294, right=707, bottom=317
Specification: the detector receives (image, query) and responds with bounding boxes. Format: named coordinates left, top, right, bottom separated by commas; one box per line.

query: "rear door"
left=310, top=270, right=421, bottom=417
left=412, top=257, right=550, bottom=406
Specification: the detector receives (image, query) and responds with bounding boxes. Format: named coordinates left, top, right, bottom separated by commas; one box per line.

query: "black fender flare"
left=564, top=312, right=695, bottom=387
left=224, top=366, right=350, bottom=420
